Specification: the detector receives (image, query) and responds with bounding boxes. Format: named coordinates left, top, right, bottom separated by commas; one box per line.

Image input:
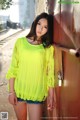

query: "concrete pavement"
left=0, top=28, right=22, bottom=41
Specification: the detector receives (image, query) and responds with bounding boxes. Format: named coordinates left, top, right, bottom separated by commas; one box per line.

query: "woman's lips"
left=37, top=31, right=41, bottom=34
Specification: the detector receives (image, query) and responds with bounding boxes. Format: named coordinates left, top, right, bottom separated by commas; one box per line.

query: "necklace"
left=28, top=39, right=42, bottom=45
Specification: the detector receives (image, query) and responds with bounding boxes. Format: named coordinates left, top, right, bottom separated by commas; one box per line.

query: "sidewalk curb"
left=0, top=29, right=23, bottom=41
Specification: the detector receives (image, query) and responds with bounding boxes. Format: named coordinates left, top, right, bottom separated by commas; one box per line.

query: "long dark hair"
left=26, top=12, right=53, bottom=47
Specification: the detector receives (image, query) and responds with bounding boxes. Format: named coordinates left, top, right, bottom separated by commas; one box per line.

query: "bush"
left=0, top=0, right=12, bottom=9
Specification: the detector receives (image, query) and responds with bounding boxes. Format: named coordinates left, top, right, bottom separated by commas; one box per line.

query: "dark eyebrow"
left=37, top=21, right=48, bottom=27
left=38, top=21, right=41, bottom=23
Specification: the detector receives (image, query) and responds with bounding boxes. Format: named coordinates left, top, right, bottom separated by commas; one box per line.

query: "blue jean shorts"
left=17, top=97, right=43, bottom=104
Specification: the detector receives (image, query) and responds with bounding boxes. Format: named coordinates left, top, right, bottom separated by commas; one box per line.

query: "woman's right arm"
left=6, top=39, right=20, bottom=105
left=8, top=78, right=17, bottom=105
left=9, top=78, right=15, bottom=92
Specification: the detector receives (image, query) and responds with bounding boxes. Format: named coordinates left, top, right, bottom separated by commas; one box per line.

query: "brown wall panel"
left=54, top=17, right=75, bottom=48
left=61, top=53, right=80, bottom=119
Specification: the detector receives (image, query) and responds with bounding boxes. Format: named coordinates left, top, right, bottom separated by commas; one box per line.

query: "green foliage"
left=0, top=0, right=12, bottom=9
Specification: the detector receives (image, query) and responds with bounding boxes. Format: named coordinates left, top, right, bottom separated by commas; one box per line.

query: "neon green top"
left=6, top=37, right=54, bottom=101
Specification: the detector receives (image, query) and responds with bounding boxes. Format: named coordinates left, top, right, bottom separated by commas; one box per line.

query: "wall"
left=53, top=0, right=80, bottom=119
left=35, top=0, right=48, bottom=16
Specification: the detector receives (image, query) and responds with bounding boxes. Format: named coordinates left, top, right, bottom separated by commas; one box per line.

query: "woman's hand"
left=8, top=92, right=17, bottom=105
left=47, top=87, right=55, bottom=111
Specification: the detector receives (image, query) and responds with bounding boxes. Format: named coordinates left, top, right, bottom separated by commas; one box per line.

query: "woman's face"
left=36, top=18, right=48, bottom=39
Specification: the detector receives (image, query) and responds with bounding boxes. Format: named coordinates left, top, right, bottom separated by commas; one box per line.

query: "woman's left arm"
left=46, top=46, right=55, bottom=110
left=47, top=87, right=55, bottom=111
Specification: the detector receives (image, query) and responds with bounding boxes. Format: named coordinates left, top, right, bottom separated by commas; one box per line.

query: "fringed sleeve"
left=46, top=45, right=55, bottom=88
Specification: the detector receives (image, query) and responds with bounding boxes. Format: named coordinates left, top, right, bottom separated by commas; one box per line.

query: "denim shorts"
left=17, top=97, right=43, bottom=104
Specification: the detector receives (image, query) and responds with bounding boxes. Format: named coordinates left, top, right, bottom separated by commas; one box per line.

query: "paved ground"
left=0, top=29, right=30, bottom=120
left=0, top=28, right=22, bottom=41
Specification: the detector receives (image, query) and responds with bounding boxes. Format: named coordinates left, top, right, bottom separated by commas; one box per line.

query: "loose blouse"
left=6, top=37, right=55, bottom=101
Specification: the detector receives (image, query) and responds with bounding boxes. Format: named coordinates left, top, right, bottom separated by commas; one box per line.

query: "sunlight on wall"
left=73, top=0, right=80, bottom=32
left=54, top=0, right=60, bottom=15
left=58, top=79, right=62, bottom=86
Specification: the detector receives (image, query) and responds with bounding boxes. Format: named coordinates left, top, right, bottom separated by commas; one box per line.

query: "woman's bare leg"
left=27, top=103, right=43, bottom=120
left=13, top=102, right=27, bottom=120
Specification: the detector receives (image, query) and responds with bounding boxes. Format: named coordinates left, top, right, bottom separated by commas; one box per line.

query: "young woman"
left=6, top=12, right=55, bottom=120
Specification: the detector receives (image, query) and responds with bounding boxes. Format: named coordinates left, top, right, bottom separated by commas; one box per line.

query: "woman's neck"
left=27, top=37, right=42, bottom=45
left=28, top=37, right=42, bottom=44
